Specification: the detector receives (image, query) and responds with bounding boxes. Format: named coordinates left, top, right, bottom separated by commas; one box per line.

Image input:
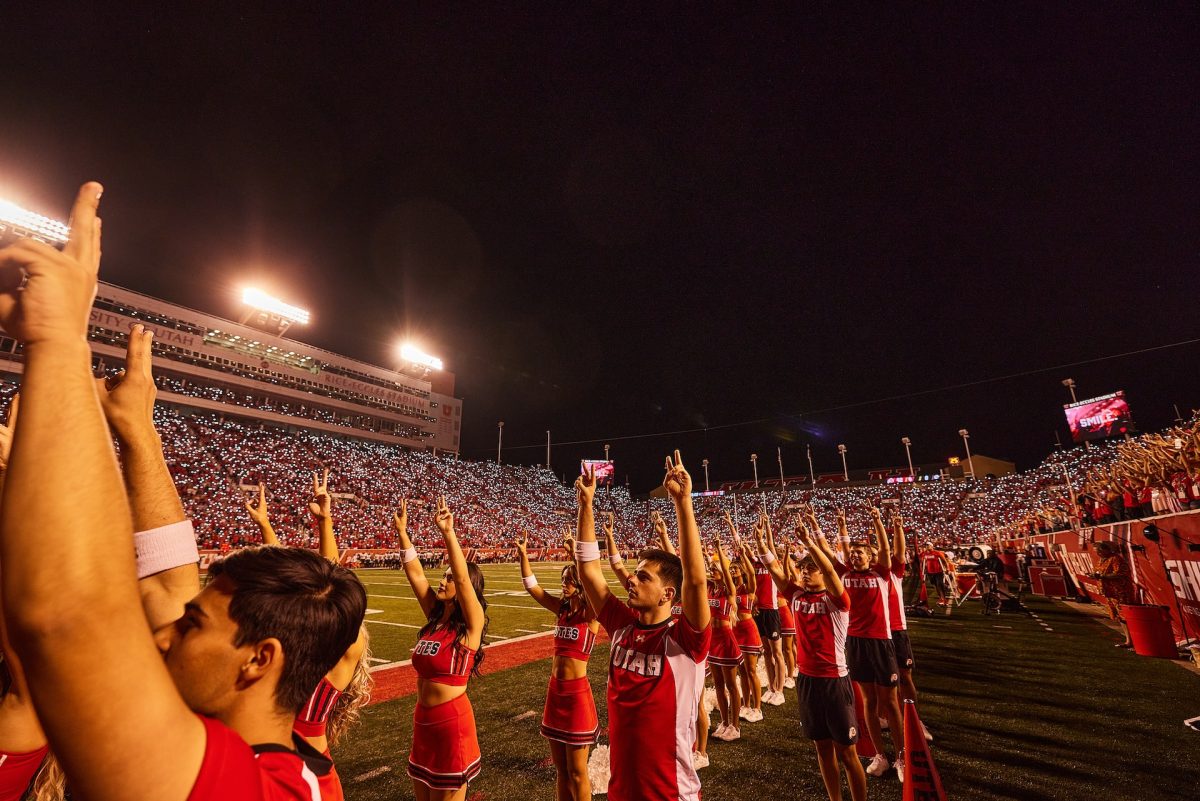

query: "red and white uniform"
left=597, top=595, right=711, bottom=801
left=408, top=626, right=481, bottom=790
left=753, top=557, right=779, bottom=609
left=187, top=715, right=332, bottom=801
left=411, top=626, right=474, bottom=687
left=707, top=579, right=742, bottom=668
left=887, top=556, right=907, bottom=633
left=0, top=744, right=48, bottom=801
left=733, top=592, right=762, bottom=655
left=541, top=608, right=601, bottom=745
left=294, top=677, right=342, bottom=739
left=786, top=586, right=850, bottom=678
left=778, top=598, right=797, bottom=636
left=921, top=550, right=946, bottom=575
left=838, top=565, right=892, bottom=639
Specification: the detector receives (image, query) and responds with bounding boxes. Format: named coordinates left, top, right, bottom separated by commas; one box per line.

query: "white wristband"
left=609, top=553, right=624, bottom=566
left=575, top=540, right=601, bottom=563
left=134, top=520, right=200, bottom=579
left=759, top=550, right=777, bottom=565
left=401, top=547, right=418, bottom=564
left=522, top=575, right=539, bottom=589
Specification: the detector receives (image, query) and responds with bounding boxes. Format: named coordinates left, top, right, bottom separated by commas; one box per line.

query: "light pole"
left=546, top=430, right=551, bottom=469
left=1062, top=378, right=1078, bottom=404
left=750, top=454, right=759, bottom=489
left=702, top=459, right=710, bottom=492
left=901, top=436, right=914, bottom=478
left=837, top=444, right=848, bottom=481
left=777, top=446, right=786, bottom=490
left=497, top=421, right=504, bottom=464
left=958, top=429, right=975, bottom=479
left=807, top=445, right=816, bottom=490
left=604, top=443, right=610, bottom=463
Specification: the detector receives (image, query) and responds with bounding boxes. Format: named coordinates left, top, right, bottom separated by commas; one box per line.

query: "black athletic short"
left=796, top=674, right=859, bottom=745
left=846, top=635, right=899, bottom=687
left=891, top=629, right=915, bottom=670
left=755, top=608, right=782, bottom=641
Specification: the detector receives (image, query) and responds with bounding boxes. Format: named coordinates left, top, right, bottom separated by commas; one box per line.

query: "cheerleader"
left=515, top=531, right=600, bottom=801
left=707, top=532, right=743, bottom=741
left=397, top=497, right=490, bottom=801
left=733, top=539, right=764, bottom=722
left=777, top=551, right=799, bottom=689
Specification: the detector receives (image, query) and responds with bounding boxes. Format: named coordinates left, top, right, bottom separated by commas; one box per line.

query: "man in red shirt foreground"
left=0, top=184, right=366, bottom=801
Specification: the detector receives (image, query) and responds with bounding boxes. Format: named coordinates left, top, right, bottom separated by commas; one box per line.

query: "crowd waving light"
left=241, top=288, right=310, bottom=325
left=400, top=343, right=443, bottom=371
left=0, top=199, right=71, bottom=248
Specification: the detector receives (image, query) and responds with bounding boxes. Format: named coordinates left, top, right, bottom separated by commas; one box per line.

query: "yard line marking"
left=513, top=710, right=538, bottom=721
left=365, top=608, right=384, bottom=615
left=351, top=766, right=392, bottom=783
left=365, top=619, right=421, bottom=628
left=540, top=623, right=556, bottom=628
left=367, top=657, right=391, bottom=664
left=365, top=594, right=419, bottom=601
left=515, top=628, right=539, bottom=633
left=486, top=602, right=546, bottom=610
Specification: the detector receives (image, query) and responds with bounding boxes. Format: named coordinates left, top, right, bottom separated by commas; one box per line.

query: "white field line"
left=364, top=620, right=421, bottom=628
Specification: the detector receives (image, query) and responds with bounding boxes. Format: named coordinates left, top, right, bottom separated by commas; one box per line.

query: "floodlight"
left=241, top=288, right=310, bottom=325
left=400, top=343, right=443, bottom=371
left=0, top=199, right=71, bottom=248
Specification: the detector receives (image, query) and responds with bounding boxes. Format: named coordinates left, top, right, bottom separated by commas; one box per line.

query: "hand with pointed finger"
left=245, top=482, right=270, bottom=526
left=0, top=183, right=104, bottom=346
left=434, top=496, right=455, bottom=536
left=576, top=462, right=598, bottom=506
left=97, top=324, right=157, bottom=441
left=602, top=511, right=615, bottom=538
left=652, top=511, right=668, bottom=540
left=515, top=533, right=527, bottom=555
left=392, top=499, right=408, bottom=535
left=662, top=450, right=692, bottom=501
left=564, top=529, right=576, bottom=553
left=308, top=468, right=332, bottom=520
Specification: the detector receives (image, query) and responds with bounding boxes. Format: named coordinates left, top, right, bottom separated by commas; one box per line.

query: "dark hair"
left=208, top=546, right=366, bottom=714
left=638, top=547, right=683, bottom=594
left=0, top=655, right=10, bottom=700
left=418, top=562, right=490, bottom=677
left=558, top=563, right=587, bottom=621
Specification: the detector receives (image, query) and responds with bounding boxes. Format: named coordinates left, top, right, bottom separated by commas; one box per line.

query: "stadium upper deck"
left=0, top=281, right=464, bottom=453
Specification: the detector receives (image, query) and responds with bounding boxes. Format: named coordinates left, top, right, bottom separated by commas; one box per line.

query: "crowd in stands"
left=6, top=373, right=1192, bottom=555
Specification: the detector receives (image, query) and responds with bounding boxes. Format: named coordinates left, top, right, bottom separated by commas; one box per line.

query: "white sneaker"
left=693, top=751, right=710, bottom=770
left=765, top=690, right=785, bottom=706
left=749, top=707, right=764, bottom=722
left=895, top=752, right=905, bottom=783
left=783, top=677, right=796, bottom=690
left=722, top=726, right=741, bottom=741
left=713, top=723, right=728, bottom=739
left=739, top=706, right=754, bottom=721
left=865, top=754, right=890, bottom=777
left=791, top=668, right=799, bottom=678
left=921, top=722, right=933, bottom=742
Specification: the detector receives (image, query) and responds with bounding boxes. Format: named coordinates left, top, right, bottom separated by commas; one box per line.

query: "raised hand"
left=602, top=511, right=615, bottom=539
left=515, top=531, right=528, bottom=555
left=0, top=182, right=103, bottom=346
left=392, top=498, right=409, bottom=536
left=563, top=526, right=576, bottom=554
left=576, top=462, right=598, bottom=507
left=662, top=450, right=693, bottom=501
left=245, top=482, right=270, bottom=527
left=96, top=324, right=157, bottom=441
left=308, top=467, right=332, bottom=520
left=434, top=495, right=455, bottom=536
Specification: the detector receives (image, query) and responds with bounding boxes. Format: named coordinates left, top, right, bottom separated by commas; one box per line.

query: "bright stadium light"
left=241, top=288, right=310, bottom=325
left=0, top=199, right=71, bottom=248
left=399, top=343, right=443, bottom=371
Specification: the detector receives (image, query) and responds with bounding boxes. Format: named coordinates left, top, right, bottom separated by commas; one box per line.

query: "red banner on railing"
left=1026, top=511, right=1200, bottom=641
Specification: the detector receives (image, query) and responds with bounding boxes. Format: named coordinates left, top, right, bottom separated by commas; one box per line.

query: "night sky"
left=3, top=6, right=1197, bottom=491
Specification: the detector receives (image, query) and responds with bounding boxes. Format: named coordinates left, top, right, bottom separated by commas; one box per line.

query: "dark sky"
left=3, top=6, right=1198, bottom=491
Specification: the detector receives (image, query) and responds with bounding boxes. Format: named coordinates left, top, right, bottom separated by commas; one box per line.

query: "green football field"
left=340, top=565, right=1200, bottom=801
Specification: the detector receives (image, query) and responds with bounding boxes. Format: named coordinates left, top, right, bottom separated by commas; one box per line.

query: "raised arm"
left=517, top=532, right=560, bottom=613
left=575, top=464, right=611, bottom=614
left=97, top=325, right=199, bottom=631
left=394, top=500, right=436, bottom=618
left=434, top=497, right=484, bottom=650
left=664, top=452, right=709, bottom=630
left=869, top=506, right=891, bottom=571
left=245, top=482, right=279, bottom=545
left=891, top=510, right=907, bottom=565
left=835, top=508, right=851, bottom=563
left=602, top=511, right=631, bottom=585
left=308, top=468, right=338, bottom=562
left=0, top=183, right=205, bottom=801
left=714, top=532, right=737, bottom=599
left=752, top=516, right=788, bottom=589
left=799, top=524, right=845, bottom=597
left=652, top=509, right=676, bottom=555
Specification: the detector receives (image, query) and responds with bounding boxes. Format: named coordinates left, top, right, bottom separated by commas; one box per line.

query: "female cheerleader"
left=707, top=533, right=743, bottom=741
left=395, top=496, right=489, bottom=801
left=731, top=532, right=764, bottom=723
left=515, top=531, right=600, bottom=800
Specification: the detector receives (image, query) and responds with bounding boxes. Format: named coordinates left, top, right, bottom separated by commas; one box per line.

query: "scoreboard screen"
left=581, top=459, right=615, bottom=486
left=1064, top=391, right=1133, bottom=443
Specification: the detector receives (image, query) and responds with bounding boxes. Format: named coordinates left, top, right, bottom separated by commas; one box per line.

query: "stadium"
left=3, top=9, right=1200, bottom=801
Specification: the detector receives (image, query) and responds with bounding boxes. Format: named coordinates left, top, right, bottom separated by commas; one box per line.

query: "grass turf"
left=340, top=566, right=1200, bottom=800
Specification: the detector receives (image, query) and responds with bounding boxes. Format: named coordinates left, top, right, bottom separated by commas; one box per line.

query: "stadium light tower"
left=0, top=199, right=71, bottom=248
left=807, top=445, right=816, bottom=490
left=901, top=436, right=914, bottom=478
left=837, top=444, right=848, bottom=481
left=750, top=453, right=759, bottom=489
left=702, top=459, right=710, bottom=492
left=497, top=421, right=504, bottom=464
left=399, top=343, right=444, bottom=371
left=958, top=429, right=975, bottom=479
left=605, top=443, right=610, bottom=462
left=241, top=288, right=310, bottom=337
left=1062, top=377, right=1078, bottom=403
left=777, top=446, right=786, bottom=490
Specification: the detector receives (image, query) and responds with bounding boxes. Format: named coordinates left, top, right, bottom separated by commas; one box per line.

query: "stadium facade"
left=0, top=281, right=463, bottom=454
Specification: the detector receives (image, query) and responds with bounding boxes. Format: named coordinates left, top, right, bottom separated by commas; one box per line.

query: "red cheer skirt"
left=541, top=675, right=599, bottom=745
left=408, top=693, right=481, bottom=790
